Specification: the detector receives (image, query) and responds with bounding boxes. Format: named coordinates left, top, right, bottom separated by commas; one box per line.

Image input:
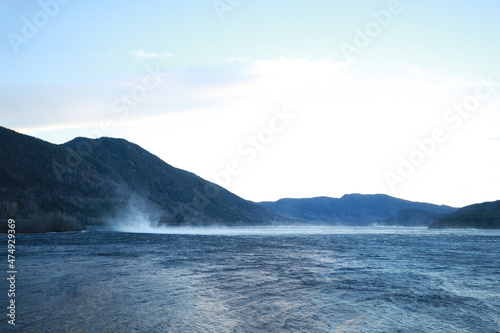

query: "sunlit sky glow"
left=1, top=0, right=499, bottom=207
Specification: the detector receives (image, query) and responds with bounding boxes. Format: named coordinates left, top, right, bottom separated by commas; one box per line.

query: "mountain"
left=429, top=200, right=500, bottom=229
left=259, top=194, right=457, bottom=226
left=0, top=126, right=276, bottom=232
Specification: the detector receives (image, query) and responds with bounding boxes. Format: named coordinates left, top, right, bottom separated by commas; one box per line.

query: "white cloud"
left=130, top=50, right=174, bottom=58
left=228, top=56, right=252, bottom=62
left=405, top=65, right=491, bottom=89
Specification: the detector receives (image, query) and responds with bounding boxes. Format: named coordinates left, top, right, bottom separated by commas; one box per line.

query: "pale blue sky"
left=1, top=0, right=499, bottom=207
left=2, top=0, right=499, bottom=83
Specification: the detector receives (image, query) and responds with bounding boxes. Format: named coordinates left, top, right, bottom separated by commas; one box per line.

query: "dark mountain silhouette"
left=429, top=200, right=500, bottom=229
left=259, top=194, right=457, bottom=226
left=0, top=126, right=276, bottom=232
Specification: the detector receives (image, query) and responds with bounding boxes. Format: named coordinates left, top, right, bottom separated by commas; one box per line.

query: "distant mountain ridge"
left=0, top=126, right=276, bottom=231
left=429, top=200, right=500, bottom=229
left=259, top=194, right=457, bottom=226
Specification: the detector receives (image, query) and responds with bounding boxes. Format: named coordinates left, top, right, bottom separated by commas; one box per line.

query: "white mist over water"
left=111, top=223, right=355, bottom=236
left=106, top=196, right=164, bottom=233
left=106, top=200, right=500, bottom=236
left=108, top=222, right=500, bottom=236
left=107, top=207, right=419, bottom=235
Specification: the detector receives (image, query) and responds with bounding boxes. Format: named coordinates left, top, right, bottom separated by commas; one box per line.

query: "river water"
left=1, top=226, right=499, bottom=332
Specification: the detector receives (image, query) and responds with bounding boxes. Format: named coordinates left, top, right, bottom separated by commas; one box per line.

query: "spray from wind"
left=110, top=223, right=433, bottom=236
left=107, top=195, right=163, bottom=233
left=106, top=196, right=443, bottom=236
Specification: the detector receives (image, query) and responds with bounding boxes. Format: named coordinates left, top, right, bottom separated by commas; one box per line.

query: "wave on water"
left=15, top=220, right=500, bottom=332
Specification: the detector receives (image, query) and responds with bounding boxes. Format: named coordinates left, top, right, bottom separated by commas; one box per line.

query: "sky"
left=1, top=0, right=500, bottom=208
